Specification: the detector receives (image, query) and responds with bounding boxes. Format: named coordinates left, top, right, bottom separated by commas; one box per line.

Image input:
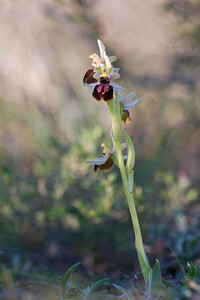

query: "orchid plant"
left=83, top=40, right=163, bottom=292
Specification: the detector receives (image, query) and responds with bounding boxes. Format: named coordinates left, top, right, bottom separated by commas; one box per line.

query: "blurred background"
left=0, top=0, right=200, bottom=279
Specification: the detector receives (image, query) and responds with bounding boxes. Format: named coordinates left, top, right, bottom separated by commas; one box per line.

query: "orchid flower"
left=87, top=79, right=127, bottom=101
left=86, top=133, right=127, bottom=171
left=119, top=92, right=142, bottom=124
left=90, top=40, right=117, bottom=70
left=83, top=39, right=125, bottom=101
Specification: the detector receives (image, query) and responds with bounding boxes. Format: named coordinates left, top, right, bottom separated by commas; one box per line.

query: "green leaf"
left=110, top=153, right=119, bottom=167
left=87, top=278, right=110, bottom=298
left=123, top=131, right=135, bottom=174
left=128, top=171, right=134, bottom=193
left=146, top=269, right=153, bottom=297
left=195, top=262, right=200, bottom=278
left=190, top=234, right=200, bottom=250
left=60, top=262, right=81, bottom=300
left=175, top=257, right=186, bottom=277
left=136, top=248, right=151, bottom=285
left=161, top=278, right=176, bottom=288
left=150, top=259, right=164, bottom=294
left=113, top=284, right=135, bottom=300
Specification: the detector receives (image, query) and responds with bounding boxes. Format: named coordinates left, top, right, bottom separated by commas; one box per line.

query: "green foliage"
left=148, top=260, right=163, bottom=295
left=0, top=98, right=199, bottom=273
left=123, top=131, right=135, bottom=175
left=60, top=262, right=110, bottom=300
left=0, top=258, right=60, bottom=299
left=163, top=262, right=200, bottom=300
left=113, top=284, right=136, bottom=300
left=0, top=96, right=199, bottom=286
left=1, top=254, right=200, bottom=299
left=60, top=262, right=82, bottom=300
left=0, top=106, right=127, bottom=253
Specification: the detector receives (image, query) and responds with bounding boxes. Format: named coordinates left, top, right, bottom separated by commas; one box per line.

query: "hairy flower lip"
left=122, top=110, right=132, bottom=124
left=94, top=158, right=113, bottom=172
left=86, top=82, right=127, bottom=97
left=92, top=77, right=113, bottom=101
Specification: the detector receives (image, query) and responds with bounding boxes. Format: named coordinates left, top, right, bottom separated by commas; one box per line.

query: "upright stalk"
left=107, top=95, right=151, bottom=284
left=83, top=38, right=155, bottom=287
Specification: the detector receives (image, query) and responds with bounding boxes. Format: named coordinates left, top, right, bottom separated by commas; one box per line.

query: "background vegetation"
left=0, top=0, right=200, bottom=299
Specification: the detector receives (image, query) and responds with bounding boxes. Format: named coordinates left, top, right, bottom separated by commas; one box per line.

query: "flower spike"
left=83, top=39, right=122, bottom=101
left=83, top=39, right=152, bottom=285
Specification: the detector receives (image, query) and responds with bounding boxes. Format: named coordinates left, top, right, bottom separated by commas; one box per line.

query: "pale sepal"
left=121, top=92, right=136, bottom=105
left=123, top=98, right=142, bottom=110
left=111, top=82, right=127, bottom=92
left=86, top=157, right=107, bottom=165
left=97, top=39, right=106, bottom=61
left=105, top=55, right=112, bottom=73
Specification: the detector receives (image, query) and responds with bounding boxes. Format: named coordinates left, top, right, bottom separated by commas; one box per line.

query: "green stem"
left=107, top=95, right=151, bottom=284
left=114, top=137, right=151, bottom=284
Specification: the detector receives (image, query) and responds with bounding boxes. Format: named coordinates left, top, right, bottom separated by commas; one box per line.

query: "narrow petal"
left=101, top=143, right=111, bottom=157
left=109, top=56, right=117, bottom=63
left=89, top=53, right=98, bottom=60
